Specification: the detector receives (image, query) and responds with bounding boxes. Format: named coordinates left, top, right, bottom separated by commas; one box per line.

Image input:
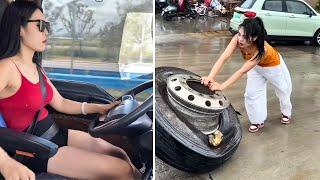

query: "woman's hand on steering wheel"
left=88, top=80, right=152, bottom=137
left=97, top=101, right=121, bottom=115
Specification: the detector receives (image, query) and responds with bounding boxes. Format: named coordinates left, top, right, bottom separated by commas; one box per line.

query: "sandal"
left=248, top=123, right=264, bottom=133
left=281, top=114, right=291, bottom=124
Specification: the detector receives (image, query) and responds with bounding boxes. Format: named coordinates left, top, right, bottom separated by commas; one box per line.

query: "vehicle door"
left=284, top=0, right=317, bottom=37
left=260, top=0, right=286, bottom=36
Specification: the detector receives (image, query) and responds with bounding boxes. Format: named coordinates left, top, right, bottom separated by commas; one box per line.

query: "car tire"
left=313, top=29, right=320, bottom=46
left=155, top=67, right=242, bottom=173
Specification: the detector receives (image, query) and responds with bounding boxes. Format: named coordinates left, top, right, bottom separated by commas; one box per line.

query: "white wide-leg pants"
left=244, top=55, right=292, bottom=124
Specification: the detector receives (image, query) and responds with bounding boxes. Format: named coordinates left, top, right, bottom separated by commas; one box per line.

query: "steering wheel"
left=88, top=80, right=153, bottom=137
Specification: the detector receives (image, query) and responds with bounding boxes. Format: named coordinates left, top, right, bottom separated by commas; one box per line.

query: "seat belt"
left=32, top=64, right=59, bottom=140
left=14, top=64, right=59, bottom=162
left=25, top=64, right=47, bottom=134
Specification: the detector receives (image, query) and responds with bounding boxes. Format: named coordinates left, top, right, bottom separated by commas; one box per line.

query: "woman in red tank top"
left=201, top=17, right=292, bottom=133
left=0, top=1, right=139, bottom=179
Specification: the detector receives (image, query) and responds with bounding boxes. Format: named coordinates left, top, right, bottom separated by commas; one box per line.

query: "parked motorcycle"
left=192, top=2, right=208, bottom=16
left=161, top=0, right=197, bottom=21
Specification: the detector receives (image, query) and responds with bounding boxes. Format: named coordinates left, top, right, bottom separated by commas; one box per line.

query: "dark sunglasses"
left=26, top=20, right=51, bottom=33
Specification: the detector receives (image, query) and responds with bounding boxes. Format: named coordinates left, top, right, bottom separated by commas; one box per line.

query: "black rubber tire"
left=155, top=67, right=242, bottom=173
left=313, top=29, right=320, bottom=46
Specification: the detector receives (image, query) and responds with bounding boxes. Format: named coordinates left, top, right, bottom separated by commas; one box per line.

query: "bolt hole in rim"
left=188, top=95, right=195, bottom=101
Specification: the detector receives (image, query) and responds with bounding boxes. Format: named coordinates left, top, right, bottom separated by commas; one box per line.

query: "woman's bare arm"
left=47, top=79, right=119, bottom=115
left=0, top=147, right=35, bottom=180
left=207, top=35, right=239, bottom=79
left=209, top=51, right=260, bottom=91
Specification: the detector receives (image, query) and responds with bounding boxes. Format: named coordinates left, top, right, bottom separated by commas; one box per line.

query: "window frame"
left=262, top=0, right=285, bottom=12
left=283, top=0, right=317, bottom=16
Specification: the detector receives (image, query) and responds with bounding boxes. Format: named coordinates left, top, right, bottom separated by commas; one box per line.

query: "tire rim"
left=167, top=74, right=229, bottom=111
left=166, top=74, right=230, bottom=134
left=317, top=33, right=320, bottom=45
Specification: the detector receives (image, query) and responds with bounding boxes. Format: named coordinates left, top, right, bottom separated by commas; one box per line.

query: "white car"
left=230, top=0, right=320, bottom=45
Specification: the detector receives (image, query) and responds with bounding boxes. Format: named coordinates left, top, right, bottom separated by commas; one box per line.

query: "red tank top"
left=0, top=61, right=53, bottom=132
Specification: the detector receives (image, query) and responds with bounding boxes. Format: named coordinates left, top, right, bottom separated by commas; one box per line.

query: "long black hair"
left=239, top=17, right=267, bottom=61
left=0, top=1, right=43, bottom=63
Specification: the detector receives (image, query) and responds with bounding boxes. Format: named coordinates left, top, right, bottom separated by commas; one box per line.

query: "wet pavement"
left=155, top=14, right=230, bottom=35
left=155, top=15, right=320, bottom=180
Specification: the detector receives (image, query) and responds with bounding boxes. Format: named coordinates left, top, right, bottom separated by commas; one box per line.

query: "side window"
left=240, top=0, right=257, bottom=9
left=286, top=1, right=311, bottom=15
left=262, top=0, right=283, bottom=12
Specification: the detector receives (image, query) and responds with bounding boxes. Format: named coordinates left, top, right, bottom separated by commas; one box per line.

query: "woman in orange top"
left=201, top=17, right=292, bottom=133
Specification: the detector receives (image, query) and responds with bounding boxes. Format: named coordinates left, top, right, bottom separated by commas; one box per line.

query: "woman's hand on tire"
left=201, top=76, right=214, bottom=86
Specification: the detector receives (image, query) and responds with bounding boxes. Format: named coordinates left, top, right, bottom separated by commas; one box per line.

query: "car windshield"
left=42, top=0, right=153, bottom=97
left=240, top=0, right=257, bottom=9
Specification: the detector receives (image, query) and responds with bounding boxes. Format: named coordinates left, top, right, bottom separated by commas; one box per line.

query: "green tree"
left=60, top=1, right=96, bottom=40
left=43, top=0, right=63, bottom=34
left=60, top=0, right=96, bottom=70
left=43, top=0, right=63, bottom=59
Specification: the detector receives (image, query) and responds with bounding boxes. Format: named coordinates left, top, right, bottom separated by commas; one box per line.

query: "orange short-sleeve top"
left=240, top=41, right=280, bottom=67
